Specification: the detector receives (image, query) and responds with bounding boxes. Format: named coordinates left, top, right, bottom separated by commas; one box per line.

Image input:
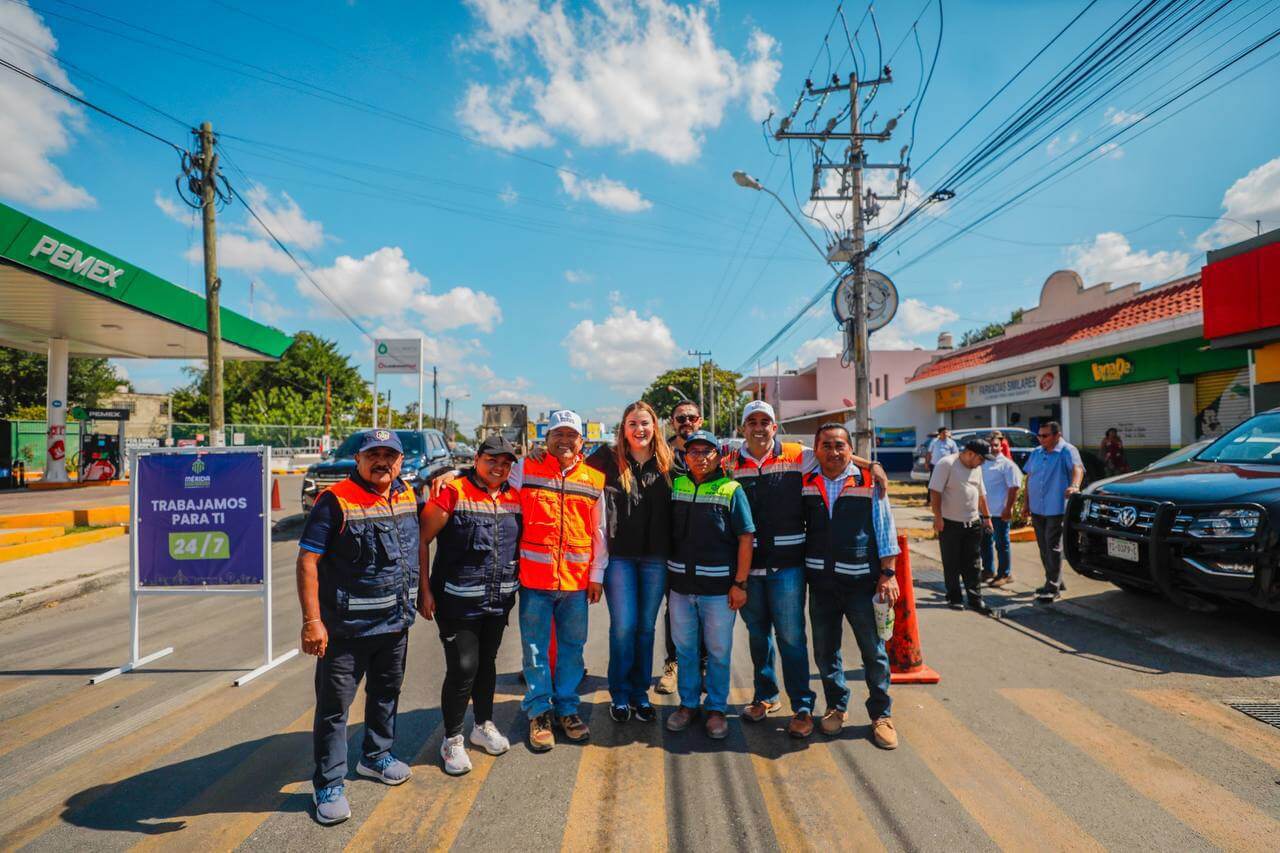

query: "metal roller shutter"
left=950, top=406, right=991, bottom=430
left=1194, top=367, right=1251, bottom=439
left=1081, top=381, right=1170, bottom=448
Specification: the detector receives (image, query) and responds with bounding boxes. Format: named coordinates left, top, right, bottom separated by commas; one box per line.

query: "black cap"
left=476, top=434, right=518, bottom=459
left=963, top=438, right=996, bottom=461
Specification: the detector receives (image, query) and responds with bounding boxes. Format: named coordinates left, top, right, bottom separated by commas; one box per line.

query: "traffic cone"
left=887, top=534, right=941, bottom=684
left=270, top=478, right=282, bottom=511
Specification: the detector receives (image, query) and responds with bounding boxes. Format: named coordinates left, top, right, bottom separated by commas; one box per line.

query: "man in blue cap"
left=296, top=429, right=419, bottom=826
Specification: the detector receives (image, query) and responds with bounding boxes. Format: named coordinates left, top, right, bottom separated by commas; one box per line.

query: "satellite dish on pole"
left=831, top=270, right=899, bottom=332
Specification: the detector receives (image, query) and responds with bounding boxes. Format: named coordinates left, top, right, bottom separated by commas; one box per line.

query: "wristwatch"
left=731, top=580, right=748, bottom=591
left=880, top=567, right=896, bottom=578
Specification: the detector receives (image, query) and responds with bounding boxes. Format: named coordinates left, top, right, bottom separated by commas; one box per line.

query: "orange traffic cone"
left=270, top=478, right=282, bottom=511
left=887, top=534, right=941, bottom=684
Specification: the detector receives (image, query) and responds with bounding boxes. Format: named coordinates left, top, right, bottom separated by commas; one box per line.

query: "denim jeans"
left=603, top=557, right=667, bottom=706
left=519, top=587, right=588, bottom=718
left=740, top=567, right=816, bottom=713
left=980, top=517, right=1012, bottom=578
left=808, top=587, right=891, bottom=721
left=667, top=590, right=736, bottom=713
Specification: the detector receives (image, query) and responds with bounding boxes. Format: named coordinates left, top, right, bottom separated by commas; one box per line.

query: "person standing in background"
left=929, top=439, right=996, bottom=615
left=1023, top=421, right=1084, bottom=603
left=980, top=432, right=1022, bottom=588
left=928, top=426, right=958, bottom=473
left=1100, top=428, right=1129, bottom=476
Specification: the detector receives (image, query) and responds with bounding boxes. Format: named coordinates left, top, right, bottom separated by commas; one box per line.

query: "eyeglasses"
left=674, top=414, right=700, bottom=424
left=1037, top=432, right=1054, bottom=439
left=685, top=447, right=716, bottom=458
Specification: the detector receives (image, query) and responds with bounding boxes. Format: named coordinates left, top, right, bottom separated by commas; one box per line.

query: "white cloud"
left=370, top=324, right=494, bottom=389
left=0, top=2, right=93, bottom=209
left=563, top=303, right=679, bottom=390
left=804, top=167, right=944, bottom=234
left=793, top=334, right=841, bottom=366
left=1046, top=131, right=1080, bottom=158
left=558, top=169, right=652, bottom=212
left=564, top=269, right=591, bottom=283
left=188, top=232, right=296, bottom=275
left=1066, top=232, right=1190, bottom=285
left=1104, top=107, right=1144, bottom=126
left=498, top=184, right=519, bottom=205
left=411, top=286, right=502, bottom=332
left=1097, top=142, right=1124, bottom=160
left=154, top=192, right=190, bottom=224
left=244, top=185, right=325, bottom=249
left=460, top=0, right=780, bottom=163
left=872, top=298, right=960, bottom=349
left=1195, top=156, right=1280, bottom=251
left=457, top=82, right=554, bottom=151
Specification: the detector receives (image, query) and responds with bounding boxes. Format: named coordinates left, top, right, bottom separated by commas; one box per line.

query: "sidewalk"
left=0, top=535, right=129, bottom=620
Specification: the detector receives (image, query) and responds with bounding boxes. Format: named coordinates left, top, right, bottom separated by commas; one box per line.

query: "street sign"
left=374, top=338, right=422, bottom=374
left=832, top=270, right=899, bottom=332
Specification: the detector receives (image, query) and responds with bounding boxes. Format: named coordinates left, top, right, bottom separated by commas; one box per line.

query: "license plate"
left=1106, top=537, right=1139, bottom=562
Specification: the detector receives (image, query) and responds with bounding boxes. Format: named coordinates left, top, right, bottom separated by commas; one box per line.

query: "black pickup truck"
left=1064, top=409, right=1280, bottom=612
left=301, top=428, right=454, bottom=512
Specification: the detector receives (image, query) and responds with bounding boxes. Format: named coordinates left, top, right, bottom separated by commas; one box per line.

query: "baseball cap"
left=358, top=428, right=403, bottom=454
left=547, top=409, right=583, bottom=435
left=741, top=400, right=776, bottom=424
left=476, top=434, right=517, bottom=459
left=963, top=438, right=996, bottom=461
left=684, top=430, right=719, bottom=449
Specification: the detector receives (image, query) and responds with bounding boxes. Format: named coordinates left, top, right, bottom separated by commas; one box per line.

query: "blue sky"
left=2, top=0, right=1278, bottom=431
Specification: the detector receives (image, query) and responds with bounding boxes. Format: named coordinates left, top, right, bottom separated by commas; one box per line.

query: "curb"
left=0, top=505, right=130, bottom=530
left=0, top=566, right=128, bottom=621
left=0, top=526, right=126, bottom=563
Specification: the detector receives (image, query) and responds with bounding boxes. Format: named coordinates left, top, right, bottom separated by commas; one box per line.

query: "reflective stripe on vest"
left=518, top=455, right=605, bottom=591
left=431, top=473, right=521, bottom=618
left=800, top=467, right=879, bottom=587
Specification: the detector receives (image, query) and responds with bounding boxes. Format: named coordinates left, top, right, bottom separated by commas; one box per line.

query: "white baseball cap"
left=547, top=409, right=584, bottom=435
left=741, top=400, right=776, bottom=424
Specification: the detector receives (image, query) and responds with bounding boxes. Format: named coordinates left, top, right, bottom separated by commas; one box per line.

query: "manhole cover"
left=1227, top=702, right=1280, bottom=730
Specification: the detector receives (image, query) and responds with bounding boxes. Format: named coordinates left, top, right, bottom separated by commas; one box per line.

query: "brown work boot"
left=872, top=717, right=898, bottom=750
left=656, top=661, right=678, bottom=695
left=705, top=710, right=729, bottom=739
left=788, top=711, right=814, bottom=739
left=528, top=712, right=555, bottom=752
left=820, top=708, right=846, bottom=736
left=741, top=699, right=781, bottom=723
left=556, top=713, right=590, bottom=742
left=666, top=706, right=698, bottom=732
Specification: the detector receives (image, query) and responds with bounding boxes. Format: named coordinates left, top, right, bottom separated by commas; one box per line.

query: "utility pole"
left=444, top=398, right=452, bottom=440
left=688, top=349, right=710, bottom=418
left=196, top=122, right=225, bottom=447
left=432, top=366, right=438, bottom=430
left=323, top=375, right=331, bottom=453
left=709, top=359, right=716, bottom=436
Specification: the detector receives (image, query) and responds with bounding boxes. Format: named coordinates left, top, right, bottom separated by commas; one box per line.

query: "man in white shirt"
left=980, top=431, right=1022, bottom=588
left=928, top=439, right=995, bottom=614
left=927, top=427, right=958, bottom=472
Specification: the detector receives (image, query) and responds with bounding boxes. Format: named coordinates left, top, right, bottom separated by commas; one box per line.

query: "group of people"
left=925, top=422, right=1084, bottom=612
left=295, top=399, right=901, bottom=826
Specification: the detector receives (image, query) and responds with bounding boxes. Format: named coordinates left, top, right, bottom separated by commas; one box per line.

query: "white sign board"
left=374, top=338, right=422, bottom=374
left=967, top=366, right=1060, bottom=406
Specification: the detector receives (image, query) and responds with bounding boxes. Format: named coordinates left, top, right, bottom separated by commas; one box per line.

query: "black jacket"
left=586, top=445, right=672, bottom=559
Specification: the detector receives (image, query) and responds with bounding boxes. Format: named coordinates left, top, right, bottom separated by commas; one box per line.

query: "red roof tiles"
left=909, top=278, right=1202, bottom=383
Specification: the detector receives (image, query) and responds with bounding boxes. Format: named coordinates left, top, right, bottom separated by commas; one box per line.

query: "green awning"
left=0, top=200, right=291, bottom=360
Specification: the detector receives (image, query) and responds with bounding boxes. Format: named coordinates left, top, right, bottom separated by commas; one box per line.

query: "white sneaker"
left=469, top=720, right=510, bottom=755
left=440, top=734, right=472, bottom=776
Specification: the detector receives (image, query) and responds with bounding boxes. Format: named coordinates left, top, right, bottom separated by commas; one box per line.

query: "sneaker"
left=440, top=734, right=472, bottom=776
left=557, top=713, right=590, bottom=742
left=528, top=712, right=555, bottom=752
left=312, top=784, right=350, bottom=826
left=656, top=661, right=678, bottom=694
left=871, top=717, right=899, bottom=750
left=356, top=753, right=411, bottom=785
left=820, top=708, right=846, bottom=736
left=742, top=699, right=781, bottom=722
left=705, top=710, right=729, bottom=739
left=470, top=720, right=510, bottom=755
left=947, top=601, right=965, bottom=611
left=991, top=576, right=1013, bottom=588
left=666, top=706, right=698, bottom=732
left=609, top=704, right=632, bottom=723
left=980, top=570, right=994, bottom=583
left=788, top=711, right=815, bottom=739
left=632, top=703, right=657, bottom=723
left=1035, top=585, right=1061, bottom=603
left=967, top=600, right=994, bottom=616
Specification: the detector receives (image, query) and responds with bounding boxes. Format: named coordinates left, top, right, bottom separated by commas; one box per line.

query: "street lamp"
left=667, top=383, right=697, bottom=400
left=732, top=171, right=841, bottom=271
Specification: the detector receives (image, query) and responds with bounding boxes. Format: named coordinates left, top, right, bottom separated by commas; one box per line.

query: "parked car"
left=451, top=442, right=476, bottom=464
left=301, top=428, right=454, bottom=511
left=910, top=427, right=1037, bottom=481
left=1064, top=410, right=1280, bottom=612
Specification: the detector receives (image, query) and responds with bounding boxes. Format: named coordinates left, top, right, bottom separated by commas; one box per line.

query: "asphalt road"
left=1, top=490, right=1278, bottom=851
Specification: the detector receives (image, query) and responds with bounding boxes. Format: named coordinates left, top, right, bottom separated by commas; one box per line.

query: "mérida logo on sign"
left=184, top=456, right=211, bottom=489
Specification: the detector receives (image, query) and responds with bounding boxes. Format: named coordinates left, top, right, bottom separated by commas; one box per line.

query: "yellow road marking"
left=899, top=693, right=1102, bottom=852
left=0, top=678, right=275, bottom=850
left=1131, top=688, right=1280, bottom=772
left=0, top=677, right=152, bottom=759
left=559, top=688, right=667, bottom=852
left=1003, top=688, right=1280, bottom=850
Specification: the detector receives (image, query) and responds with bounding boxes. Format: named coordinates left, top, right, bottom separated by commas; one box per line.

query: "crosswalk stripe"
left=0, top=677, right=153, bottom=760
left=560, top=689, right=668, bottom=852
left=0, top=677, right=276, bottom=850
left=732, top=687, right=883, bottom=853
left=345, top=688, right=523, bottom=852
left=1002, top=688, right=1280, bottom=850
left=899, top=693, right=1102, bottom=852
left=1130, top=688, right=1280, bottom=772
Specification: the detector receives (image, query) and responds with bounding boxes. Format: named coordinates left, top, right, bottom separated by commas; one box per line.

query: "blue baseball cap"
left=358, top=428, right=403, bottom=454
left=684, top=430, right=719, bottom=449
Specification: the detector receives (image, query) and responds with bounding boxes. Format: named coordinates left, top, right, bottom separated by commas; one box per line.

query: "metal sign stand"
left=91, top=446, right=298, bottom=686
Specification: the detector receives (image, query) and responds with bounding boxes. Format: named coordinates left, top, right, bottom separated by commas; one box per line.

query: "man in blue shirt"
left=928, top=426, right=959, bottom=472
left=1022, top=421, right=1084, bottom=602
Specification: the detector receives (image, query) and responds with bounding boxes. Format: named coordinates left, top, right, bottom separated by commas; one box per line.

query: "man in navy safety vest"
left=803, top=423, right=901, bottom=749
left=297, top=429, right=418, bottom=826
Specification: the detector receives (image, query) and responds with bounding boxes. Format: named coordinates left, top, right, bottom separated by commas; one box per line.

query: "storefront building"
left=1201, top=226, right=1280, bottom=412
left=933, top=366, right=1063, bottom=433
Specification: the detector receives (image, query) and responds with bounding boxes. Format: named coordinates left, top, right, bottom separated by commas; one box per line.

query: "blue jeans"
left=740, top=567, right=816, bottom=713
left=980, top=518, right=1012, bottom=578
left=519, top=587, right=588, bottom=718
left=808, top=587, right=891, bottom=721
left=603, top=557, right=667, bottom=706
left=667, top=591, right=736, bottom=713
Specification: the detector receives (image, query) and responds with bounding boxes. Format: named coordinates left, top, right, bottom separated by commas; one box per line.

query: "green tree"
left=641, top=364, right=745, bottom=437
left=958, top=308, right=1024, bottom=348
left=0, top=346, right=130, bottom=416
